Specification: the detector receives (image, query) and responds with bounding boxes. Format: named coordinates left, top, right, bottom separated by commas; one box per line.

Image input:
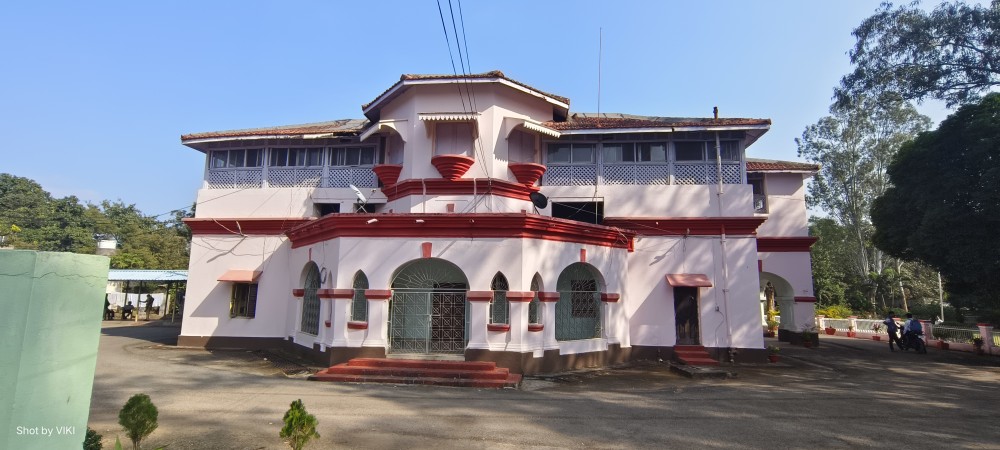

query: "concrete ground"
left=88, top=322, right=1000, bottom=449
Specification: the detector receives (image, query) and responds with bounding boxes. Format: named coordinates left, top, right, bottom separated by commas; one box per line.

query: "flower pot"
left=937, top=341, right=949, bottom=350
left=763, top=331, right=775, bottom=338
left=508, top=162, right=547, bottom=187
left=872, top=335, right=881, bottom=341
left=847, top=331, right=857, bottom=338
left=768, top=354, right=780, bottom=363
left=803, top=341, right=813, bottom=348
left=825, top=327, right=836, bottom=335
left=431, top=154, right=475, bottom=180
left=372, top=164, right=403, bottom=186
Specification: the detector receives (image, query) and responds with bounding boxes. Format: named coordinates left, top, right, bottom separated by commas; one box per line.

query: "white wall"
left=542, top=184, right=754, bottom=217
left=756, top=173, right=809, bottom=237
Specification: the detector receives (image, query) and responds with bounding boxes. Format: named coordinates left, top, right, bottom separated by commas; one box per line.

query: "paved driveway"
left=89, top=323, right=1000, bottom=449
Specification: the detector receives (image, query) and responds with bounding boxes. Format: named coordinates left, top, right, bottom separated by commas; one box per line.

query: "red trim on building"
left=291, top=289, right=305, bottom=298
left=286, top=213, right=634, bottom=250
left=758, top=259, right=763, bottom=273
left=347, top=321, right=369, bottom=330
left=603, top=217, right=766, bottom=236
left=977, top=323, right=993, bottom=327
left=486, top=323, right=511, bottom=332
left=666, top=274, right=713, bottom=288
left=538, top=292, right=560, bottom=302
left=505, top=292, right=535, bottom=302
left=185, top=218, right=312, bottom=236
left=508, top=162, right=547, bottom=187
left=757, top=236, right=818, bottom=252
left=467, top=291, right=494, bottom=302
left=364, top=289, right=392, bottom=300
left=528, top=324, right=544, bottom=332
left=580, top=248, right=587, bottom=262
left=794, top=296, right=817, bottom=303
left=382, top=178, right=539, bottom=202
left=421, top=242, right=432, bottom=258
left=318, top=289, right=354, bottom=299
left=600, top=293, right=621, bottom=303
left=217, top=269, right=261, bottom=283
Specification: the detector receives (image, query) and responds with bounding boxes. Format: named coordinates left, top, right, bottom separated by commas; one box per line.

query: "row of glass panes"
left=210, top=147, right=377, bottom=169
left=546, top=140, right=741, bottom=165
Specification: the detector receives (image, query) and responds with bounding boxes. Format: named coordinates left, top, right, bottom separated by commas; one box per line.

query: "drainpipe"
left=421, top=178, right=426, bottom=214
left=715, top=128, right=735, bottom=361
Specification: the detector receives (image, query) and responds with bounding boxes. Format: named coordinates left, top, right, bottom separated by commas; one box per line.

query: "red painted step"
left=673, top=345, right=720, bottom=366
left=310, top=358, right=521, bottom=389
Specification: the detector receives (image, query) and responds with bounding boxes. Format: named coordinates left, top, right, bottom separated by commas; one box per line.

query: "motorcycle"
left=898, top=331, right=928, bottom=354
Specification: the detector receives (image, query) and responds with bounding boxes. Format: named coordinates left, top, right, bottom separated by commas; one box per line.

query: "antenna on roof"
left=350, top=184, right=368, bottom=213
left=597, top=27, right=603, bottom=128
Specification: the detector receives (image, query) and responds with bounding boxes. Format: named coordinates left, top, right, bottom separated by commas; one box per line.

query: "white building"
left=179, top=71, right=817, bottom=373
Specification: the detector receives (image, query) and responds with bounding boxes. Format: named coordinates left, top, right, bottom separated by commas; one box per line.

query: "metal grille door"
left=389, top=290, right=467, bottom=354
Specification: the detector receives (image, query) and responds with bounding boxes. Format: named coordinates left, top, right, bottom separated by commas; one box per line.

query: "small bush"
left=118, top=394, right=158, bottom=450
left=280, top=399, right=320, bottom=450
left=83, top=427, right=102, bottom=450
left=815, top=304, right=853, bottom=319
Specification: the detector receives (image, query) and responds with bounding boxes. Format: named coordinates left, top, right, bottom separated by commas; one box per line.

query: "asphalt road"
left=88, top=322, right=1000, bottom=449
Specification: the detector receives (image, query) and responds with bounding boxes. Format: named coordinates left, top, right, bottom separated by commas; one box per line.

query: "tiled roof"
left=363, top=70, right=570, bottom=110
left=181, top=119, right=368, bottom=141
left=545, top=113, right=771, bottom=131
left=746, top=158, right=819, bottom=172
left=108, top=269, right=188, bottom=282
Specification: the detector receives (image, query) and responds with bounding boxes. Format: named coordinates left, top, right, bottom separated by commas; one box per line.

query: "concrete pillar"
left=362, top=290, right=391, bottom=348
left=539, top=292, right=560, bottom=350
left=978, top=323, right=994, bottom=354
left=321, top=289, right=354, bottom=348
left=466, top=291, right=493, bottom=350
left=816, top=315, right=826, bottom=329
left=505, top=292, right=533, bottom=352
left=921, top=320, right=934, bottom=342
left=601, top=293, right=621, bottom=345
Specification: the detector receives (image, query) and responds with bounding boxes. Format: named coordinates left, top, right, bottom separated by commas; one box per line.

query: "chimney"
left=713, top=106, right=719, bottom=119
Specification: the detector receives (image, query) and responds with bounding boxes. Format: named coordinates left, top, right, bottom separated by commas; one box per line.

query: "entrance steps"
left=674, top=345, right=719, bottom=366
left=309, top=358, right=521, bottom=389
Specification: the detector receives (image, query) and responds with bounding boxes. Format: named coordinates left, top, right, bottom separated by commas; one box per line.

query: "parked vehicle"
left=899, top=331, right=928, bottom=354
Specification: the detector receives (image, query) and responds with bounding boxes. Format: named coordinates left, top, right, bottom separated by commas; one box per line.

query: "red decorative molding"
left=287, top=213, right=634, bottom=250
left=421, top=242, right=432, bottom=258
left=487, top=323, right=511, bottom=332
left=431, top=154, right=476, bottom=180
left=508, top=162, right=547, bottom=187
left=977, top=323, right=993, bottom=327
left=505, top=292, right=535, bottom=302
left=600, top=293, right=621, bottom=303
left=528, top=324, right=544, bottom=332
left=291, top=289, right=305, bottom=298
left=602, top=217, right=767, bottom=236
left=758, top=259, right=763, bottom=273
left=757, top=236, right=818, bottom=252
left=382, top=178, right=537, bottom=202
left=324, top=320, right=331, bottom=328
left=794, top=296, right=817, bottom=303
left=538, top=292, right=560, bottom=303
left=318, top=289, right=354, bottom=299
left=580, top=248, right=587, bottom=263
left=446, top=203, right=455, bottom=213
left=467, top=291, right=494, bottom=302
left=185, top=218, right=312, bottom=236
left=364, top=289, right=392, bottom=300
left=372, top=164, right=403, bottom=186
left=347, top=321, right=369, bottom=330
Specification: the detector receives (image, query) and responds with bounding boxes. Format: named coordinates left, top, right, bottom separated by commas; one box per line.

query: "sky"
left=0, top=1, right=959, bottom=218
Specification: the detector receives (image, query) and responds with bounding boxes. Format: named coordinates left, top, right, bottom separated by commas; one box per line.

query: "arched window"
left=555, top=263, right=602, bottom=341
left=529, top=274, right=543, bottom=324
left=300, top=263, right=321, bottom=335
left=490, top=272, right=509, bottom=324
left=351, top=271, right=369, bottom=322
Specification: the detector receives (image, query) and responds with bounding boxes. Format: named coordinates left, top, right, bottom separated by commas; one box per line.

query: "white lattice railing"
left=603, top=164, right=670, bottom=185
left=545, top=165, right=597, bottom=186
left=268, top=168, right=322, bottom=188
left=207, top=168, right=263, bottom=189
left=328, top=167, right=377, bottom=188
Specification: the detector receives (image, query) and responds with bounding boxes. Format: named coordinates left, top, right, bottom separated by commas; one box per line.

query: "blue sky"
left=0, top=1, right=956, bottom=217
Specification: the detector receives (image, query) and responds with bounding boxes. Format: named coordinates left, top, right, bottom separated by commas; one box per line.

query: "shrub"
left=280, top=399, right=320, bottom=450
left=118, top=394, right=158, bottom=450
left=83, top=427, right=102, bottom=450
left=815, top=304, right=853, bottom=319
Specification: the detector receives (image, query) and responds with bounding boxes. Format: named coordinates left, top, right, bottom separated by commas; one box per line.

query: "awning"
left=359, top=119, right=408, bottom=142
left=665, top=274, right=713, bottom=287
left=218, top=270, right=261, bottom=283
left=522, top=120, right=561, bottom=138
left=418, top=112, right=479, bottom=122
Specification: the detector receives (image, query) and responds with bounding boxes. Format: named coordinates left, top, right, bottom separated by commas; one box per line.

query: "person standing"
left=883, top=311, right=903, bottom=351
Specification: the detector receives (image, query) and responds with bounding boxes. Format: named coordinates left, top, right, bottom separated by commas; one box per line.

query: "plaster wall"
left=193, top=187, right=388, bottom=219
left=541, top=184, right=754, bottom=217
left=755, top=173, right=809, bottom=237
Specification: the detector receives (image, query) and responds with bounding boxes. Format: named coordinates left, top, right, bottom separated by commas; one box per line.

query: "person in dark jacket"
left=883, top=311, right=903, bottom=352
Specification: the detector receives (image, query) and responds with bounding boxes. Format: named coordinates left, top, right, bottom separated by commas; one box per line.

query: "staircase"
left=673, top=345, right=719, bottom=366
left=309, top=358, right=522, bottom=389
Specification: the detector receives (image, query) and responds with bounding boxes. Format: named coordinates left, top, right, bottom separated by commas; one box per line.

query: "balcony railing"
left=544, top=162, right=742, bottom=186
left=206, top=166, right=377, bottom=189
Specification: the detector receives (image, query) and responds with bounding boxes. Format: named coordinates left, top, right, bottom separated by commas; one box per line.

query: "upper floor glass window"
left=269, top=148, right=324, bottom=167
left=211, top=149, right=263, bottom=169
left=435, top=122, right=474, bottom=155
left=547, top=143, right=596, bottom=164
left=674, top=141, right=740, bottom=162
left=603, top=142, right=667, bottom=163
left=332, top=146, right=376, bottom=166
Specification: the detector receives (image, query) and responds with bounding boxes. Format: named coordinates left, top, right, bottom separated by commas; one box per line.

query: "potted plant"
left=824, top=326, right=837, bottom=335
left=847, top=325, right=857, bottom=338
left=765, top=319, right=778, bottom=337
left=767, top=345, right=780, bottom=363
left=801, top=326, right=819, bottom=348
left=871, top=323, right=883, bottom=341
left=972, top=337, right=985, bottom=355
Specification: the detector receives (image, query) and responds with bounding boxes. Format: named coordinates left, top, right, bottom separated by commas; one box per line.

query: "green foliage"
left=838, top=1, right=1000, bottom=108
left=83, top=427, right=103, bottom=450
left=118, top=394, right=158, bottom=450
left=815, top=304, right=854, bottom=319
left=280, top=399, right=320, bottom=450
left=872, top=93, right=1000, bottom=316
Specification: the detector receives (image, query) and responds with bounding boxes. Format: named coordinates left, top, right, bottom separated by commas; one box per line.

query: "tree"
left=118, top=393, right=158, bottom=450
left=797, top=96, right=931, bottom=309
left=280, top=399, right=320, bottom=450
left=872, top=92, right=1000, bottom=314
left=838, top=1, right=1000, bottom=108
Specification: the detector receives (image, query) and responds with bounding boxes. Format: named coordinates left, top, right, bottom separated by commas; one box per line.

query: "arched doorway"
left=300, top=262, right=321, bottom=335
left=389, top=258, right=469, bottom=355
left=555, top=263, right=604, bottom=341
left=759, top=272, right=794, bottom=333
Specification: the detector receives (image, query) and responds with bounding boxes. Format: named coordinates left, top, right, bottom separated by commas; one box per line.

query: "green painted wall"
left=0, top=250, right=109, bottom=450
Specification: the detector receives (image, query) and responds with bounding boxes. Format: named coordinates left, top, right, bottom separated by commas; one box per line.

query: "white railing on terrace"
left=934, top=326, right=980, bottom=343
left=544, top=162, right=742, bottom=186
left=206, top=166, right=377, bottom=189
